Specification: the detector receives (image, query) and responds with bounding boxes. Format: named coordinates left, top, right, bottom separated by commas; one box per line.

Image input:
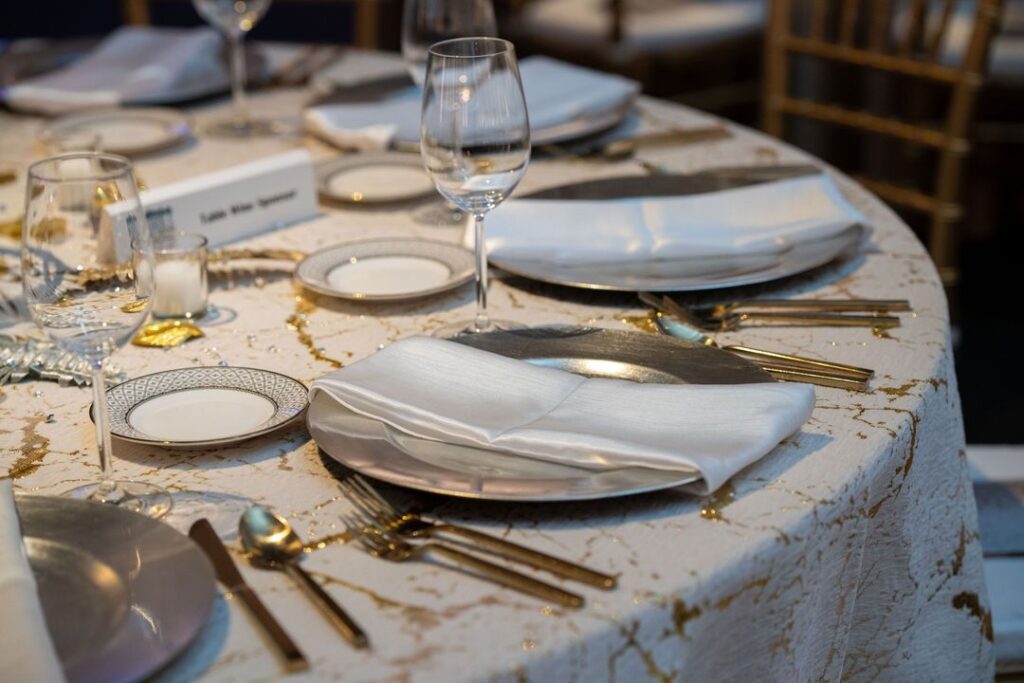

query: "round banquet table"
left=0, top=55, right=992, bottom=683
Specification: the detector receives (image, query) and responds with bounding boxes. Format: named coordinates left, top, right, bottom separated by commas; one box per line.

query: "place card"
left=100, top=149, right=317, bottom=263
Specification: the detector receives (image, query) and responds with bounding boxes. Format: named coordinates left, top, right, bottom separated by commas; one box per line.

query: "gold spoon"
left=240, top=506, right=369, bottom=649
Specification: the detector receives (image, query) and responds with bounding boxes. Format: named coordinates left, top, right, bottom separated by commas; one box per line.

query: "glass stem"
left=229, top=33, right=248, bottom=126
left=91, top=361, right=116, bottom=499
left=473, top=212, right=489, bottom=332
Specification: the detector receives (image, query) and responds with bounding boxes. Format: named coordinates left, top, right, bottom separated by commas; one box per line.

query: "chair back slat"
left=839, top=0, right=861, bottom=45
left=899, top=0, right=929, bottom=56
left=926, top=0, right=959, bottom=61
left=868, top=0, right=893, bottom=50
left=811, top=2, right=830, bottom=39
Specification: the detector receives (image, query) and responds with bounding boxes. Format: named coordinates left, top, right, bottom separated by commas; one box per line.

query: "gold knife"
left=189, top=519, right=309, bottom=673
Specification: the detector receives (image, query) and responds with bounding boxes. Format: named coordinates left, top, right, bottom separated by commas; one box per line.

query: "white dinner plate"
left=100, top=366, right=308, bottom=448
left=316, top=153, right=436, bottom=205
left=295, top=238, right=475, bottom=302
left=42, top=108, right=192, bottom=157
left=309, top=327, right=773, bottom=501
left=16, top=494, right=215, bottom=683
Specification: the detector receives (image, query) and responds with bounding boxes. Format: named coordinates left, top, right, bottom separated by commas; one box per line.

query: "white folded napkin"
left=309, top=336, right=814, bottom=493
left=481, top=174, right=867, bottom=268
left=4, top=27, right=226, bottom=115
left=0, top=481, right=65, bottom=683
left=303, top=56, right=640, bottom=149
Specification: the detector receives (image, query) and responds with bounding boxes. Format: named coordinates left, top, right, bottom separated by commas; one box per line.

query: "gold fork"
left=340, top=509, right=585, bottom=609
left=339, top=475, right=616, bottom=590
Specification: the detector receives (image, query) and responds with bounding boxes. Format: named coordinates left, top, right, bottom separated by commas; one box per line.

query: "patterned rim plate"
left=42, top=108, right=192, bottom=157
left=316, top=153, right=436, bottom=205
left=15, top=494, right=216, bottom=683
left=296, top=238, right=475, bottom=302
left=99, top=366, right=308, bottom=448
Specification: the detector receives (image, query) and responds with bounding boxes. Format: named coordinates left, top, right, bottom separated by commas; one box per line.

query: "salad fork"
left=338, top=475, right=616, bottom=589
left=340, top=509, right=585, bottom=609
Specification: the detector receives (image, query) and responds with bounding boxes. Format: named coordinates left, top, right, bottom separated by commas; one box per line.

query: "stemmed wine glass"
left=402, top=0, right=497, bottom=87
left=192, top=0, right=275, bottom=137
left=421, top=37, right=530, bottom=336
left=21, top=153, right=171, bottom=518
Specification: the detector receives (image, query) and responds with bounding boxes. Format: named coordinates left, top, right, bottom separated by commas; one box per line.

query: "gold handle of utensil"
left=734, top=312, right=900, bottom=328
left=761, top=365, right=869, bottom=391
left=427, top=543, right=585, bottom=609
left=731, top=298, right=911, bottom=313
left=235, top=585, right=310, bottom=672
left=603, top=126, right=732, bottom=157
left=210, top=248, right=306, bottom=263
left=434, top=523, right=617, bottom=590
left=725, top=345, right=873, bottom=380
left=284, top=563, right=369, bottom=649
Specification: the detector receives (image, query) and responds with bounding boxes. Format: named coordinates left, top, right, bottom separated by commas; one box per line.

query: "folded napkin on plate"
left=481, top=174, right=867, bottom=268
left=309, top=336, right=814, bottom=493
left=303, top=56, right=640, bottom=149
left=0, top=481, right=65, bottom=683
left=4, top=27, right=226, bottom=115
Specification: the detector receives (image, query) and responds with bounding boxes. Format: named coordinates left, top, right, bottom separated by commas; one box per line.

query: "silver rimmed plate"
left=42, top=108, right=192, bottom=157
left=16, top=494, right=215, bottom=683
left=316, top=152, right=436, bottom=205
left=296, top=238, right=475, bottom=302
left=490, top=224, right=867, bottom=292
left=101, top=366, right=308, bottom=448
left=309, top=327, right=773, bottom=501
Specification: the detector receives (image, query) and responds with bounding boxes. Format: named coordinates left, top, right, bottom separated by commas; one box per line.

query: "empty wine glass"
left=421, top=37, right=530, bottom=336
left=192, top=0, right=276, bottom=137
left=21, top=153, right=171, bottom=517
left=402, top=0, right=497, bottom=87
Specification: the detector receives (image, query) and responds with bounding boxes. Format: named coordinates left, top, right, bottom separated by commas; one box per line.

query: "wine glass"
left=421, top=37, right=530, bottom=336
left=21, top=153, right=171, bottom=518
left=192, top=0, right=276, bottom=137
left=402, top=0, right=497, bottom=87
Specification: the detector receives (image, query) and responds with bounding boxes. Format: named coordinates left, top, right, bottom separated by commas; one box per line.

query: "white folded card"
left=309, top=336, right=815, bottom=493
left=101, top=149, right=317, bottom=262
left=479, top=174, right=867, bottom=267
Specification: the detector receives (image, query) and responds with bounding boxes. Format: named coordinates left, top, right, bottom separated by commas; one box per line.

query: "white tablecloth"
left=0, top=53, right=991, bottom=682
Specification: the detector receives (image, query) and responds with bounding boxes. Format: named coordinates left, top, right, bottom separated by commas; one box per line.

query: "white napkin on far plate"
left=303, top=56, right=640, bottom=149
left=0, top=481, right=65, bottom=683
left=309, top=336, right=814, bottom=493
left=4, top=27, right=226, bottom=115
left=481, top=174, right=867, bottom=269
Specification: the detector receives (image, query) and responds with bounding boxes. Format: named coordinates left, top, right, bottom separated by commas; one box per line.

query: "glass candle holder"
left=152, top=232, right=209, bottom=319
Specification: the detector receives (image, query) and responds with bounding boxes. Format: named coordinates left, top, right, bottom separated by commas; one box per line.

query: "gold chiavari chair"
left=762, top=0, right=1004, bottom=288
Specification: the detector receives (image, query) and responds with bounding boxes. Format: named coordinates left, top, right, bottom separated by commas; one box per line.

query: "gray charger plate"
left=309, top=327, right=772, bottom=501
left=16, top=495, right=216, bottom=683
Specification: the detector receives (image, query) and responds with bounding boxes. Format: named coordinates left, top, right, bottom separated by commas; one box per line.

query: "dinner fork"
left=680, top=304, right=900, bottom=331
left=340, top=510, right=585, bottom=609
left=338, top=475, right=616, bottom=589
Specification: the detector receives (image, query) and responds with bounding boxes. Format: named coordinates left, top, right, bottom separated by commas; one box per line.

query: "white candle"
left=153, top=259, right=207, bottom=318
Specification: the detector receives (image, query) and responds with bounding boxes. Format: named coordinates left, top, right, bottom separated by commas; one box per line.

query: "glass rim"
left=153, top=231, right=209, bottom=254
left=428, top=37, right=514, bottom=59
left=27, top=152, right=135, bottom=183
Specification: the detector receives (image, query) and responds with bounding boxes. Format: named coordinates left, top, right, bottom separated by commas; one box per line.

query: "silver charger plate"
left=16, top=494, right=216, bottom=683
left=309, top=327, right=773, bottom=501
left=316, top=152, right=436, bottom=205
left=100, top=366, right=308, bottom=448
left=490, top=224, right=867, bottom=292
left=296, top=238, right=475, bottom=302
left=43, top=108, right=192, bottom=156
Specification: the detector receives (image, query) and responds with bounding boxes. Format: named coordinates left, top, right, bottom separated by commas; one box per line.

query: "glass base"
left=204, top=117, right=296, bottom=138
left=432, top=318, right=524, bottom=339
left=64, top=481, right=173, bottom=519
left=411, top=201, right=467, bottom=227
left=160, top=491, right=254, bottom=540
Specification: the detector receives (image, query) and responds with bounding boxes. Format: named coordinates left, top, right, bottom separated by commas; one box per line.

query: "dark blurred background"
left=2, top=0, right=1021, bottom=443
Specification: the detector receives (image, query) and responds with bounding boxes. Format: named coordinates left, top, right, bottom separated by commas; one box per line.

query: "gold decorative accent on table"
left=0, top=167, right=16, bottom=185
left=699, top=482, right=736, bottom=522
left=286, top=291, right=345, bottom=369
left=27, top=217, right=67, bottom=241
left=132, top=320, right=204, bottom=348
left=0, top=217, right=20, bottom=240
